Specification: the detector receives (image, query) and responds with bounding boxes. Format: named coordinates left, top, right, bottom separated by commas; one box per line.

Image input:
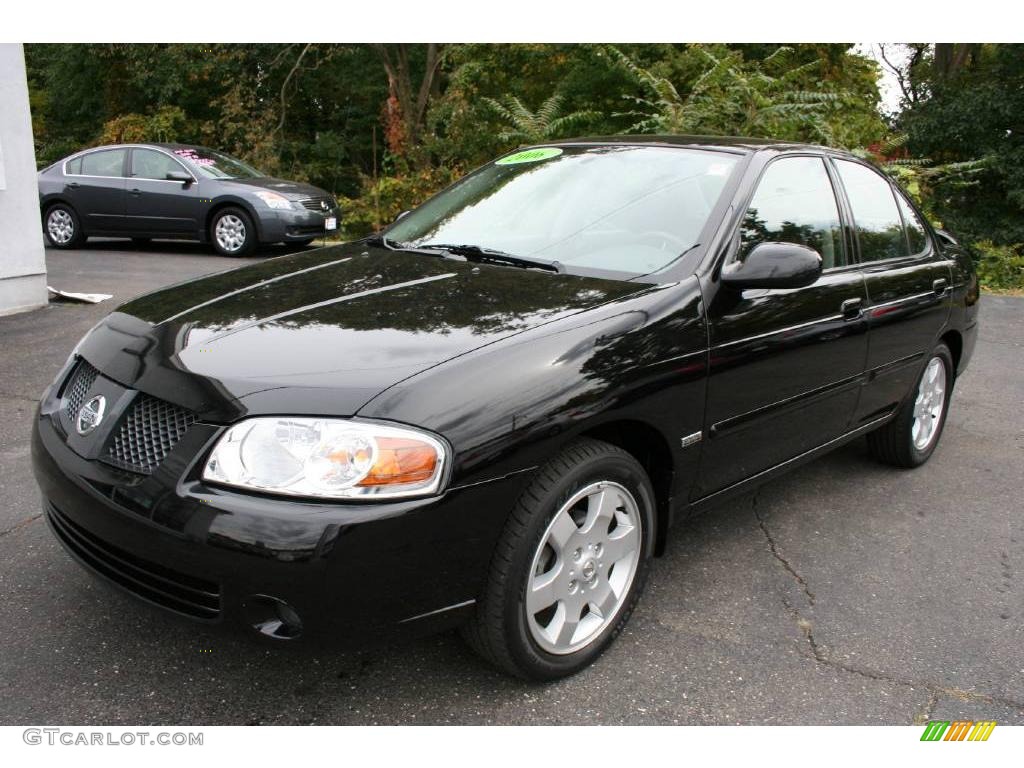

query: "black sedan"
left=32, top=136, right=979, bottom=680
left=38, top=143, right=340, bottom=256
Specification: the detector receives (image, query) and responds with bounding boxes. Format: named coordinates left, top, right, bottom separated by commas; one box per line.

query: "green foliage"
left=339, top=166, right=461, bottom=238
left=900, top=44, right=1024, bottom=245
left=20, top=41, right=888, bottom=253
left=481, top=92, right=600, bottom=144
left=606, top=44, right=885, bottom=148
left=97, top=106, right=188, bottom=144
left=971, top=240, right=1024, bottom=291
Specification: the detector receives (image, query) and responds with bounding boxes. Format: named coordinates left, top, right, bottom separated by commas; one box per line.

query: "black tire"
left=209, top=207, right=256, bottom=257
left=42, top=203, right=85, bottom=249
left=867, top=342, right=954, bottom=468
left=461, top=438, right=656, bottom=680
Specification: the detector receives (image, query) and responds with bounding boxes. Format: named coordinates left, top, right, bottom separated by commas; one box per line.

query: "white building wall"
left=0, top=43, right=47, bottom=316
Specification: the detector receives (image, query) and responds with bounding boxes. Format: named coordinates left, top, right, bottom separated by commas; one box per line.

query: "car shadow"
left=48, top=238, right=331, bottom=258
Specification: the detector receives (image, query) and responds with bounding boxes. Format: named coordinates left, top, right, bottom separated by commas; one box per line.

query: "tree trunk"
left=372, top=43, right=443, bottom=166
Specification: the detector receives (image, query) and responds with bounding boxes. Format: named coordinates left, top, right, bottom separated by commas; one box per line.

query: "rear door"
left=831, top=159, right=953, bottom=426
left=125, top=148, right=203, bottom=236
left=69, top=148, right=128, bottom=233
left=696, top=154, right=869, bottom=498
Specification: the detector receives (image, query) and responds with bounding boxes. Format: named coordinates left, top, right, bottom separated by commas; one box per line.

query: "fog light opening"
left=243, top=595, right=303, bottom=640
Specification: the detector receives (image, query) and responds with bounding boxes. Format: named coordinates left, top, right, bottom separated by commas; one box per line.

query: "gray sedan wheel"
left=44, top=204, right=85, bottom=248
left=210, top=207, right=256, bottom=256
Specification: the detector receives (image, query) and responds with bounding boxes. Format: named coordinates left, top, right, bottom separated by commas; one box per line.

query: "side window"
left=894, top=190, right=929, bottom=255
left=65, top=157, right=82, bottom=175
left=80, top=149, right=127, bottom=178
left=131, top=148, right=188, bottom=181
left=739, top=156, right=845, bottom=269
left=834, top=160, right=907, bottom=262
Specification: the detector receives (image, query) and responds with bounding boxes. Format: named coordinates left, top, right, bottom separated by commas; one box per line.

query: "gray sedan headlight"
left=202, top=418, right=449, bottom=499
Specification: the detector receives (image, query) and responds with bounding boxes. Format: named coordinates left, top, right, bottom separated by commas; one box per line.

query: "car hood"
left=218, top=176, right=331, bottom=200
left=77, top=244, right=646, bottom=421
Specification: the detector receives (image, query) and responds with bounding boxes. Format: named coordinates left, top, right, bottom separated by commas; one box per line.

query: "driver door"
left=695, top=155, right=869, bottom=498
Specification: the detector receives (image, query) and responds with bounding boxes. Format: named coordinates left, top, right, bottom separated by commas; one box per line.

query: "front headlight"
left=202, top=418, right=449, bottom=500
left=253, top=191, right=294, bottom=210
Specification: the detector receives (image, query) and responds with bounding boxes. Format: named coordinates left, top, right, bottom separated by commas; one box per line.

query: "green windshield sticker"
left=495, top=147, right=563, bottom=165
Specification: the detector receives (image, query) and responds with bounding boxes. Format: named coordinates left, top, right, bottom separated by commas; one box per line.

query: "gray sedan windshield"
left=388, top=145, right=739, bottom=277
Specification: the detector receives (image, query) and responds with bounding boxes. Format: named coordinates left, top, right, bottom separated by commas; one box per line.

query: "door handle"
left=841, top=297, right=863, bottom=320
left=66, top=182, right=79, bottom=189
left=130, top=188, right=142, bottom=197
left=932, top=278, right=948, bottom=295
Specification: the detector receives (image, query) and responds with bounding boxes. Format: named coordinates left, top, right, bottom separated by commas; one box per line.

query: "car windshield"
left=171, top=147, right=264, bottom=180
left=387, top=145, right=740, bottom=278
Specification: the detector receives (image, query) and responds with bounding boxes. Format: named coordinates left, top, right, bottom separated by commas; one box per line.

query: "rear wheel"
left=867, top=342, right=954, bottom=467
left=210, top=207, right=256, bottom=256
left=43, top=203, right=85, bottom=248
left=462, top=438, right=655, bottom=680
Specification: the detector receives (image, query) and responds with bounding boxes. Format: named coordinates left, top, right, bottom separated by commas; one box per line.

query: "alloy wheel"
left=525, top=481, right=642, bottom=655
left=912, top=356, right=947, bottom=451
left=215, top=214, right=247, bottom=253
left=47, top=209, right=74, bottom=245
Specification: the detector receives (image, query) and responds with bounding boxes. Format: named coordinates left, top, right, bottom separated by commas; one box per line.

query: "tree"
left=371, top=43, right=444, bottom=164
left=900, top=44, right=1024, bottom=245
left=607, top=44, right=883, bottom=147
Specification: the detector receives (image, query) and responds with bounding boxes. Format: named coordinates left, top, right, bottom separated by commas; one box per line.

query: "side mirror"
left=721, top=242, right=823, bottom=291
left=166, top=171, right=193, bottom=187
left=934, top=229, right=958, bottom=248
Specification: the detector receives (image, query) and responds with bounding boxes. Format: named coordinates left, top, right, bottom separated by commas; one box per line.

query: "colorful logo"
left=920, top=720, right=996, bottom=741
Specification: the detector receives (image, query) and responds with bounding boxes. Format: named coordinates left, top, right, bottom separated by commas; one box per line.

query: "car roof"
left=543, top=134, right=855, bottom=156
left=64, top=142, right=213, bottom=155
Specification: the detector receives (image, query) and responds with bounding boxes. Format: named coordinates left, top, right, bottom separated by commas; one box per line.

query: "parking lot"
left=0, top=240, right=1021, bottom=725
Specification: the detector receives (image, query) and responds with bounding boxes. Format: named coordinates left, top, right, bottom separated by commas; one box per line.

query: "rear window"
left=80, top=149, right=127, bottom=178
left=894, top=191, right=929, bottom=255
left=834, top=159, right=906, bottom=262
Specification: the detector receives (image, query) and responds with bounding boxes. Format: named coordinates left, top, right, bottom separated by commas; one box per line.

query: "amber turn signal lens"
left=357, top=437, right=439, bottom=486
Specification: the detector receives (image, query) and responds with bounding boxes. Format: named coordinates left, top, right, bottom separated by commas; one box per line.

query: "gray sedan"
left=38, top=143, right=340, bottom=256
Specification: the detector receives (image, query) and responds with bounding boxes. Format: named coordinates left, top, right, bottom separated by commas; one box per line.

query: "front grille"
left=46, top=502, right=221, bottom=620
left=105, top=395, right=197, bottom=475
left=297, top=195, right=334, bottom=212
left=62, top=359, right=99, bottom=421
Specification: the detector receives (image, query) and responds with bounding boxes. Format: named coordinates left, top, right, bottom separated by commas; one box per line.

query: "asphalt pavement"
left=0, top=239, right=1021, bottom=724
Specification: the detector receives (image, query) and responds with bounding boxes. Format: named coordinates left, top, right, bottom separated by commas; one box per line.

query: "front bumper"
left=32, top=398, right=529, bottom=643
left=258, top=205, right=341, bottom=244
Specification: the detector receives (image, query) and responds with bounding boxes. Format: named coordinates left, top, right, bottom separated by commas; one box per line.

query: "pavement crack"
left=753, top=494, right=815, bottom=606
left=0, top=514, right=42, bottom=538
left=782, top=597, right=1024, bottom=715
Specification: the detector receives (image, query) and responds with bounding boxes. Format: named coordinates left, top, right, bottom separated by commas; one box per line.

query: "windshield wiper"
left=361, top=234, right=402, bottom=250
left=418, top=244, right=562, bottom=273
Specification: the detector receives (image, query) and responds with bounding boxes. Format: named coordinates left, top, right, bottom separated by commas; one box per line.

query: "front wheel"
left=462, top=438, right=655, bottom=680
left=867, top=342, right=954, bottom=467
left=210, top=207, right=256, bottom=256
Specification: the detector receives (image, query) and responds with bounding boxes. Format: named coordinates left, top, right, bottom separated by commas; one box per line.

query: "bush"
left=972, top=240, right=1024, bottom=291
left=340, top=166, right=461, bottom=238
left=97, top=106, right=189, bottom=145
